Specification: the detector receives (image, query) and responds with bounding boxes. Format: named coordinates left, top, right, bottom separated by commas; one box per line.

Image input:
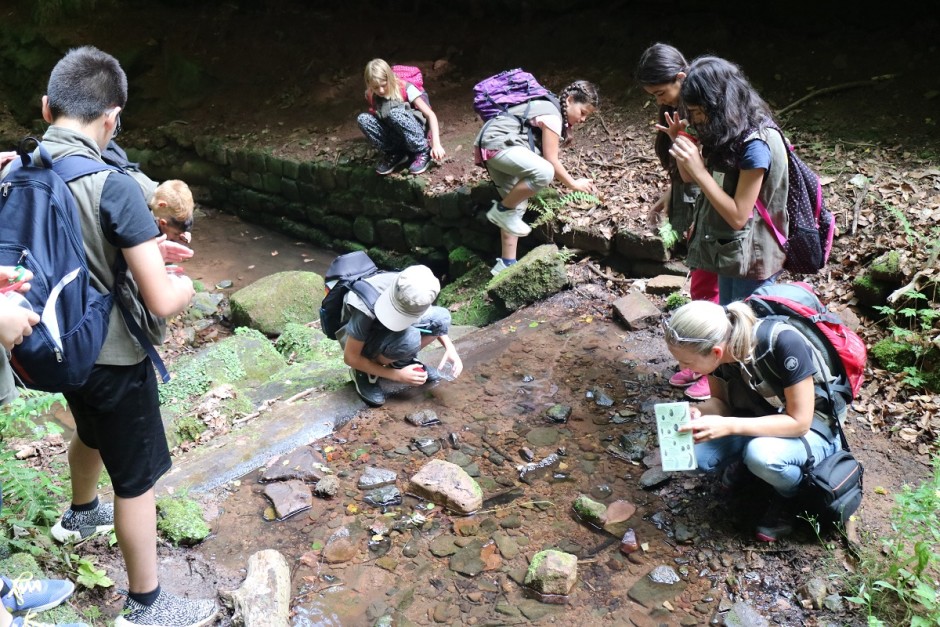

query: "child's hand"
left=430, top=143, right=446, bottom=161
left=571, top=178, right=596, bottom=194
left=647, top=193, right=667, bottom=228
left=669, top=135, right=705, bottom=178
left=156, top=234, right=194, bottom=263
left=0, top=297, right=39, bottom=350
left=438, top=350, right=463, bottom=379
left=654, top=111, right=688, bottom=141
left=0, top=151, right=16, bottom=170
left=395, top=363, right=428, bottom=386
left=167, top=272, right=196, bottom=306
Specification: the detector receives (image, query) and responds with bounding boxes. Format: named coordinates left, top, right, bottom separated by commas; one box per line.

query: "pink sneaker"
left=669, top=368, right=703, bottom=387
left=685, top=376, right=711, bottom=401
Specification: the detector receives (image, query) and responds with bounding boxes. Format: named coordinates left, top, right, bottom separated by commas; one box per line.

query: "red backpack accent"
left=746, top=282, right=866, bottom=400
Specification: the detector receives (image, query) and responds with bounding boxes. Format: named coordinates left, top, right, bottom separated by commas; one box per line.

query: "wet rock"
left=674, top=523, right=695, bottom=543
left=545, top=404, right=572, bottom=423
left=799, top=577, right=829, bottom=610
left=493, top=532, right=520, bottom=559
left=590, top=484, right=612, bottom=500
left=410, top=459, right=484, bottom=514
left=495, top=603, right=522, bottom=618
left=262, top=480, right=312, bottom=520
left=612, top=291, right=660, bottom=330
left=323, top=528, right=359, bottom=564
left=619, top=431, right=651, bottom=460
left=429, top=534, right=460, bottom=557
left=620, top=529, right=639, bottom=554
left=573, top=494, right=607, bottom=527
left=402, top=539, right=420, bottom=558
left=525, top=427, right=560, bottom=447
left=446, top=450, right=472, bottom=467
left=463, top=463, right=480, bottom=477
left=603, top=500, right=637, bottom=526
left=406, top=409, right=441, bottom=427
left=524, top=550, right=578, bottom=596
left=723, top=601, right=770, bottom=627
left=432, top=601, right=460, bottom=623
left=519, top=598, right=554, bottom=620
left=591, top=388, right=614, bottom=408
left=447, top=432, right=460, bottom=449
left=313, top=475, right=340, bottom=498
left=639, top=466, right=671, bottom=489
left=482, top=487, right=525, bottom=508
left=627, top=565, right=688, bottom=608
left=220, top=549, right=290, bottom=627
left=449, top=540, right=487, bottom=576
left=453, top=517, right=481, bottom=537
left=260, top=446, right=328, bottom=483
left=412, top=437, right=442, bottom=456
left=646, top=274, right=687, bottom=295
left=364, top=486, right=402, bottom=507
left=518, top=453, right=561, bottom=484
left=519, top=446, right=535, bottom=462
left=499, top=514, right=522, bottom=529
left=358, top=466, right=398, bottom=490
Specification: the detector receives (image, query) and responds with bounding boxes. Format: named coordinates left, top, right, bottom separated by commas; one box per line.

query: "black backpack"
left=318, top=251, right=382, bottom=340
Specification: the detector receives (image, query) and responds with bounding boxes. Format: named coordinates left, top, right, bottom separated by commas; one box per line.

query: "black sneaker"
left=390, top=358, right=441, bottom=383
left=408, top=150, right=432, bottom=174
left=755, top=494, right=796, bottom=542
left=375, top=153, right=408, bottom=176
left=51, top=501, right=114, bottom=543
left=350, top=368, right=385, bottom=406
left=115, top=589, right=217, bottom=627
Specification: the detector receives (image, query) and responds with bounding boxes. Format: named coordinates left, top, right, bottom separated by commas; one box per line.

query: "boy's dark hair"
left=635, top=43, right=689, bottom=173
left=680, top=55, right=774, bottom=170
left=47, top=46, right=127, bottom=124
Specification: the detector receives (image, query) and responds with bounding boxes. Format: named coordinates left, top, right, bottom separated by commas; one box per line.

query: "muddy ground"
left=1, top=1, right=938, bottom=625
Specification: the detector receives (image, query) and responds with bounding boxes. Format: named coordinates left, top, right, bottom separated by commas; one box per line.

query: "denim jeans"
left=694, top=428, right=839, bottom=497
left=717, top=272, right=780, bottom=306
left=361, top=305, right=451, bottom=363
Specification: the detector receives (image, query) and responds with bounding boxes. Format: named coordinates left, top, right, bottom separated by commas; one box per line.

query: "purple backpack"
left=752, top=127, right=835, bottom=275
left=472, top=68, right=557, bottom=121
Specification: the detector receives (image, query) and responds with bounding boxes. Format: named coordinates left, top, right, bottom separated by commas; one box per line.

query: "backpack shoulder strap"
left=53, top=154, right=170, bottom=383
left=348, top=277, right=381, bottom=312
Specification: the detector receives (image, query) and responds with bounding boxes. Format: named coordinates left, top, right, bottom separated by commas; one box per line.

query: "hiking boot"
left=2, top=574, right=74, bottom=613
left=408, top=150, right=432, bottom=174
left=684, top=376, right=711, bottom=401
left=114, top=589, right=217, bottom=627
left=391, top=358, right=441, bottom=383
left=755, top=495, right=796, bottom=542
left=375, top=153, right=409, bottom=176
left=349, top=368, right=385, bottom=406
left=486, top=201, right=531, bottom=237
left=490, top=258, right=516, bottom=276
left=10, top=615, right=89, bottom=627
left=50, top=501, right=114, bottom=543
left=669, top=368, right=702, bottom=387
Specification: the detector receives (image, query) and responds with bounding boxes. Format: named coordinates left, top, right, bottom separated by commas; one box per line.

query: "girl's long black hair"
left=680, top=56, right=775, bottom=170
left=635, top=43, right=689, bottom=175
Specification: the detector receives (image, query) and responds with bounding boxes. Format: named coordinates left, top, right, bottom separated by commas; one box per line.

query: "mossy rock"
left=249, top=355, right=349, bottom=402
left=229, top=271, right=324, bottom=336
left=852, top=273, right=892, bottom=307
left=869, top=250, right=903, bottom=284
left=448, top=246, right=482, bottom=279
left=156, top=495, right=210, bottom=546
left=274, top=323, right=340, bottom=362
left=438, top=263, right=504, bottom=327
left=486, top=244, right=569, bottom=312
left=870, top=337, right=919, bottom=372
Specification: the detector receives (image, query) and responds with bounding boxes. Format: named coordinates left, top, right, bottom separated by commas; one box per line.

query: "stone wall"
left=133, top=125, right=681, bottom=278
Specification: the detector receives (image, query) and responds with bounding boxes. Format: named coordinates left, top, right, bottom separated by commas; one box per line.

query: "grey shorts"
left=485, top=146, right=554, bottom=210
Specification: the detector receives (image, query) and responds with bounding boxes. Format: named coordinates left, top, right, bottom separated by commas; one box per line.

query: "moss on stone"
left=853, top=273, right=892, bottom=307
left=229, top=271, right=324, bottom=336
left=870, top=338, right=918, bottom=371
left=438, top=264, right=504, bottom=327
left=870, top=250, right=902, bottom=282
left=665, top=292, right=691, bottom=311
left=175, top=414, right=207, bottom=443
left=487, top=244, right=568, bottom=311
left=156, top=495, right=210, bottom=546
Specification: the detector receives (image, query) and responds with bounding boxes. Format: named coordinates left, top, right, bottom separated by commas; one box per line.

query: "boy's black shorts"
left=64, top=358, right=172, bottom=499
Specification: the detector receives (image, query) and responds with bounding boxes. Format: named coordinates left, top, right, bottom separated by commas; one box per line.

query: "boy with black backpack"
left=327, top=260, right=462, bottom=407
left=25, top=46, right=215, bottom=626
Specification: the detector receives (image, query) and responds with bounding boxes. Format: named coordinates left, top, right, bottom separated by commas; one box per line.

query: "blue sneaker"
left=2, top=573, right=75, bottom=613
left=11, top=616, right=89, bottom=627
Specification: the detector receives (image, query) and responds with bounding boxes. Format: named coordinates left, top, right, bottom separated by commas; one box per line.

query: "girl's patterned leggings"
left=357, top=109, right=428, bottom=156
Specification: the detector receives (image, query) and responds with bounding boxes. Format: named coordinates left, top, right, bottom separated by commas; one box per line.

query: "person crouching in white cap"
left=336, top=264, right=463, bottom=406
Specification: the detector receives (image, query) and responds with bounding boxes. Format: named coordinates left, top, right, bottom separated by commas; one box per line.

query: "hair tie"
left=722, top=305, right=730, bottom=316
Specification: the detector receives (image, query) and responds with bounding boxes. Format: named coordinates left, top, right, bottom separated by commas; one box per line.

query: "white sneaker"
left=490, top=258, right=515, bottom=276
left=486, top=201, right=531, bottom=237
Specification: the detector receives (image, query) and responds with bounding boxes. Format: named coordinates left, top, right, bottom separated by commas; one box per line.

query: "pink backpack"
left=367, top=65, right=427, bottom=112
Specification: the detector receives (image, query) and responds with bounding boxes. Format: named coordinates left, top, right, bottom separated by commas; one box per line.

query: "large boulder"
left=486, top=244, right=569, bottom=311
left=229, top=271, right=325, bottom=336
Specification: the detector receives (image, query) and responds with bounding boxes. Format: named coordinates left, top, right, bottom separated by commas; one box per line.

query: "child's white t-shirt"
left=531, top=113, right=562, bottom=138
left=404, top=82, right=424, bottom=104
